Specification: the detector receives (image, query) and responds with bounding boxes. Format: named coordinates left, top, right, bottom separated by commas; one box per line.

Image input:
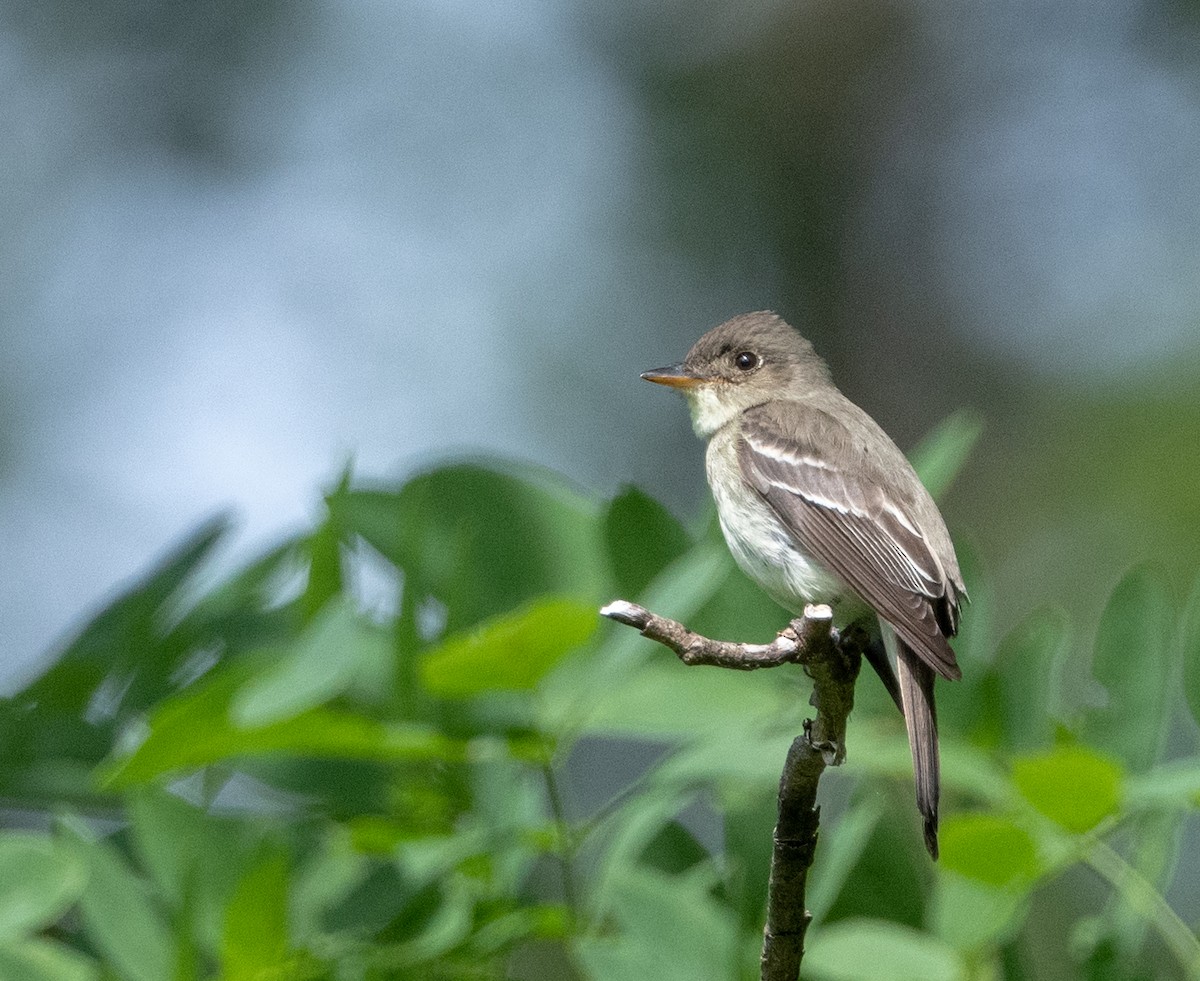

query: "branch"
left=600, top=600, right=866, bottom=981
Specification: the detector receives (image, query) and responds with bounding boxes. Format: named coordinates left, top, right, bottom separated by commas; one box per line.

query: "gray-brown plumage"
left=642, top=311, right=966, bottom=858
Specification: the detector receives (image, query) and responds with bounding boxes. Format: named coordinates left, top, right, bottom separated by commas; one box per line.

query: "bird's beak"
left=640, top=363, right=704, bottom=389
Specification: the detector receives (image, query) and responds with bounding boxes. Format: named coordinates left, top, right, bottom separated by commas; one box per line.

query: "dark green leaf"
left=100, top=661, right=464, bottom=787
left=602, top=486, right=690, bottom=597
left=939, top=813, right=1041, bottom=888
left=301, top=514, right=345, bottom=622
left=1012, top=746, right=1123, bottom=833
left=1081, top=566, right=1176, bottom=771
left=719, top=792, right=775, bottom=934
left=331, top=462, right=606, bottom=632
left=421, top=598, right=596, bottom=697
left=319, top=863, right=408, bottom=935
left=807, top=796, right=887, bottom=928
left=819, top=793, right=927, bottom=930
left=24, top=515, right=229, bottom=715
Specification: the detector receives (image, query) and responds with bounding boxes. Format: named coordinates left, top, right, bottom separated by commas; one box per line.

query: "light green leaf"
left=993, top=607, right=1072, bottom=750
left=1180, top=570, right=1200, bottom=730
left=804, top=918, right=967, bottom=981
left=1012, top=746, right=1123, bottom=833
left=939, top=813, right=1041, bottom=888
left=232, top=602, right=391, bottom=726
left=845, top=720, right=1015, bottom=808
left=0, top=833, right=86, bottom=940
left=575, top=865, right=738, bottom=981
left=0, top=939, right=98, bottom=981
left=544, top=544, right=769, bottom=737
left=588, top=793, right=699, bottom=915
left=930, top=873, right=1028, bottom=952
left=421, top=597, right=597, bottom=697
left=58, top=817, right=173, bottom=981
left=1082, top=565, right=1176, bottom=771
left=222, top=848, right=290, bottom=980
left=578, top=659, right=795, bottom=742
left=126, top=790, right=262, bottom=959
left=1125, top=759, right=1200, bottom=810
left=909, top=410, right=984, bottom=501
left=807, top=797, right=887, bottom=928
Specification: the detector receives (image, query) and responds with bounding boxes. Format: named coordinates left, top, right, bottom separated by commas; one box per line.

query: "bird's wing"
left=737, top=402, right=962, bottom=681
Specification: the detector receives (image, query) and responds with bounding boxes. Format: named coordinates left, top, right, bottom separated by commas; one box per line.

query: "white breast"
left=705, top=431, right=848, bottom=616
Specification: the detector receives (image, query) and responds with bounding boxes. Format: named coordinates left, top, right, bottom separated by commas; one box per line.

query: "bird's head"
left=642, top=311, right=831, bottom=437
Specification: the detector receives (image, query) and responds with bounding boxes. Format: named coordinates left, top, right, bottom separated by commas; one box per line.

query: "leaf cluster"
left=0, top=418, right=1197, bottom=981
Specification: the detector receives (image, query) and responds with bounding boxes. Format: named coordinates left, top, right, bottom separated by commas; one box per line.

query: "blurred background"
left=3, top=0, right=1200, bottom=689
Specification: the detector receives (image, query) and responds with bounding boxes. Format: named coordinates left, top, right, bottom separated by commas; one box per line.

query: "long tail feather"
left=882, top=623, right=941, bottom=859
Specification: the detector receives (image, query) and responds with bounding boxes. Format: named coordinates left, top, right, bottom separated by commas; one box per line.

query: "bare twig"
left=600, top=600, right=866, bottom=981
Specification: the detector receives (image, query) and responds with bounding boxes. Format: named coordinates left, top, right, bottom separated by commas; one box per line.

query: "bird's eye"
left=734, top=351, right=760, bottom=371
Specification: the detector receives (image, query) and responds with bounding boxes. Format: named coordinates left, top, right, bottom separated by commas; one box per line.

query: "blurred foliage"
left=2, top=420, right=1199, bottom=980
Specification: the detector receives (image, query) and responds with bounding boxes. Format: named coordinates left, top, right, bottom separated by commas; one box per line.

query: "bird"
left=641, top=310, right=965, bottom=858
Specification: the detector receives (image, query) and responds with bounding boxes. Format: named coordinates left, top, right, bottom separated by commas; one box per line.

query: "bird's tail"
left=882, top=624, right=941, bottom=859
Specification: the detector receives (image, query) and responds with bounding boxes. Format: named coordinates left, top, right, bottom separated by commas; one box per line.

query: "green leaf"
left=719, top=791, right=776, bottom=935
left=845, top=721, right=1015, bottom=808
left=0, top=833, right=86, bottom=939
left=300, top=512, right=345, bottom=622
left=222, top=847, right=290, bottom=980
left=574, top=865, right=739, bottom=981
left=126, top=790, right=263, bottom=959
left=232, top=603, right=391, bottom=726
left=23, top=515, right=229, bottom=715
left=58, top=817, right=174, bottom=981
left=420, top=597, right=596, bottom=697
left=1082, top=566, right=1176, bottom=771
left=546, top=543, right=779, bottom=739
left=804, top=918, right=967, bottom=981
left=100, top=661, right=464, bottom=787
left=588, top=793, right=700, bottom=915
left=559, top=656, right=794, bottom=744
left=1180, top=570, right=1200, bottom=730
left=993, top=607, right=1072, bottom=750
left=602, top=486, right=691, bottom=597
left=939, top=813, right=1041, bottom=888
left=331, top=462, right=606, bottom=632
left=909, top=410, right=984, bottom=501
left=0, top=939, right=98, bottom=981
left=930, top=873, right=1028, bottom=952
left=1125, top=759, right=1200, bottom=810
left=1012, top=746, right=1123, bottom=833
left=807, top=796, right=888, bottom=929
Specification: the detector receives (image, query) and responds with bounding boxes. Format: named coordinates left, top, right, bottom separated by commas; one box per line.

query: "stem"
left=601, top=601, right=864, bottom=980
left=1084, top=838, right=1200, bottom=978
left=540, top=759, right=579, bottom=919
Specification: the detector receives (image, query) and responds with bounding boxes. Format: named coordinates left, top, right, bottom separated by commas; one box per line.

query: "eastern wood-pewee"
left=643, top=311, right=966, bottom=858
